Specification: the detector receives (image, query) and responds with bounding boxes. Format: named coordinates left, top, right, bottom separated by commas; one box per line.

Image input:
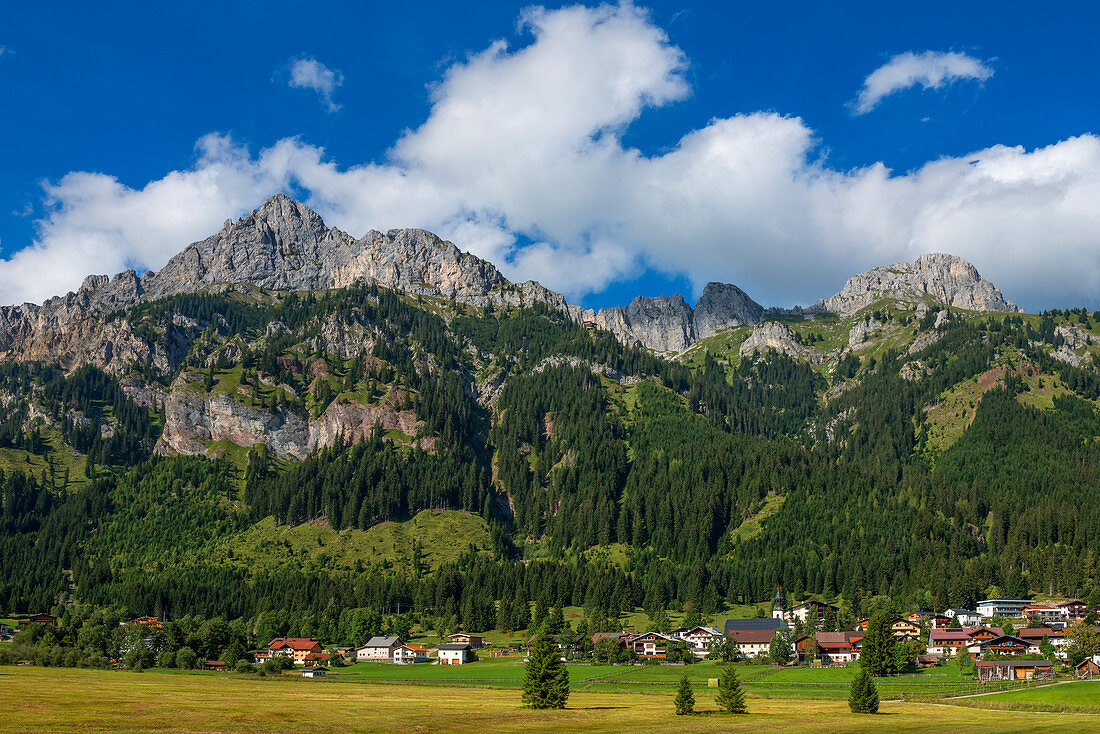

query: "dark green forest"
left=4, top=288, right=1100, bottom=635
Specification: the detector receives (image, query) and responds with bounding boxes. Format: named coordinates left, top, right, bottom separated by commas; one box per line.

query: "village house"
left=123, top=616, right=163, bottom=630
left=448, top=632, right=485, bottom=649
left=728, top=628, right=776, bottom=659
left=975, top=599, right=1032, bottom=618
left=976, top=659, right=1054, bottom=682
left=301, top=666, right=326, bottom=678
left=356, top=636, right=403, bottom=662
left=672, top=626, right=722, bottom=657
left=771, top=588, right=837, bottom=628
left=889, top=618, right=922, bottom=640
left=1017, top=627, right=1067, bottom=658
left=943, top=609, right=982, bottom=627
left=925, top=627, right=1004, bottom=656
left=265, top=638, right=324, bottom=665
left=969, top=634, right=1039, bottom=657
left=393, top=644, right=431, bottom=664
left=797, top=632, right=861, bottom=664
left=630, top=632, right=677, bottom=659
left=19, top=613, right=56, bottom=628
left=202, top=660, right=227, bottom=671
left=928, top=615, right=953, bottom=628
left=437, top=642, right=474, bottom=665
left=1059, top=600, right=1087, bottom=621
left=1021, top=605, right=1067, bottom=626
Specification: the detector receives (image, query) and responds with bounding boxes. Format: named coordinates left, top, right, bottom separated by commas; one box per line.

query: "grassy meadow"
left=2, top=666, right=1096, bottom=734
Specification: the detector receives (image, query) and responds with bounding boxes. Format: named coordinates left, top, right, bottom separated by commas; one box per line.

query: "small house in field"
left=976, top=659, right=1054, bottom=681
left=1076, top=655, right=1100, bottom=678
left=437, top=643, right=474, bottom=665
left=393, top=645, right=431, bottom=664
left=448, top=633, right=485, bottom=649
left=356, top=636, right=403, bottom=662
left=301, top=666, right=326, bottom=678
left=202, top=660, right=227, bottom=671
left=916, top=654, right=941, bottom=669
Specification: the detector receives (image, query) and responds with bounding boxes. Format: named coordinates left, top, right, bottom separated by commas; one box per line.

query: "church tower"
left=772, top=586, right=786, bottom=622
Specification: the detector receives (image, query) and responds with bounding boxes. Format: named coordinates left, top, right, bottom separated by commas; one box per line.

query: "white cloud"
left=287, top=57, right=344, bottom=112
left=3, top=4, right=1099, bottom=311
left=853, top=51, right=993, bottom=115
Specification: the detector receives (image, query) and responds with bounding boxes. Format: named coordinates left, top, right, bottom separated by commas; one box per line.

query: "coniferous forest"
left=3, top=280, right=1100, bottom=640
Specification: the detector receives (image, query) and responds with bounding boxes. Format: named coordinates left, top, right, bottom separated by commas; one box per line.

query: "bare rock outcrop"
left=739, top=321, right=824, bottom=363
left=817, top=254, right=1020, bottom=315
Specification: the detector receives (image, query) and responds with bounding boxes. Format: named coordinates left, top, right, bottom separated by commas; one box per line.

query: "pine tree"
left=522, top=628, right=569, bottom=709
left=860, top=611, right=894, bottom=676
left=674, top=673, right=695, bottom=715
left=715, top=664, right=747, bottom=714
left=848, top=667, right=879, bottom=714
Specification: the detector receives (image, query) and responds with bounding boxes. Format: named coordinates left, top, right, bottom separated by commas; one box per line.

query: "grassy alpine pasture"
left=1, top=666, right=1094, bottom=734
left=950, top=680, right=1100, bottom=714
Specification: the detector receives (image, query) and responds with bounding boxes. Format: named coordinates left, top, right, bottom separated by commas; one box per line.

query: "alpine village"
left=1, top=191, right=1100, bottom=730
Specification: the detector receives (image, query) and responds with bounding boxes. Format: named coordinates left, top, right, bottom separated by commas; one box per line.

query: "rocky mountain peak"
left=816, top=253, right=1020, bottom=315
left=693, top=282, right=765, bottom=340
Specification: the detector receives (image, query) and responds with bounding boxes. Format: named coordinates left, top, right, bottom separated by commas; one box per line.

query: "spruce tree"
left=848, top=667, right=879, bottom=714
left=860, top=611, right=894, bottom=676
left=715, top=664, right=747, bottom=714
left=674, top=673, right=695, bottom=715
left=522, top=628, right=569, bottom=709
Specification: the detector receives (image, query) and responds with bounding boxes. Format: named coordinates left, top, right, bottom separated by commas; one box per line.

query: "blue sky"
left=1, top=1, right=1098, bottom=310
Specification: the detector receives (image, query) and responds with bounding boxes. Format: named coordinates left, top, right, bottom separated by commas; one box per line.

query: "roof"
left=437, top=643, right=472, bottom=651
left=724, top=618, right=785, bottom=634
left=449, top=632, right=482, bottom=638
left=362, top=636, right=401, bottom=648
left=945, top=608, right=975, bottom=615
left=402, top=645, right=430, bottom=652
left=591, top=632, right=625, bottom=643
left=1017, top=627, right=1064, bottom=639
left=268, top=638, right=322, bottom=651
left=728, top=629, right=775, bottom=644
left=976, top=660, right=1052, bottom=668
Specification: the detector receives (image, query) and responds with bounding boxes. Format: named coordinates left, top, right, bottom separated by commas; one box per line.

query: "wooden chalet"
left=971, top=634, right=1038, bottom=657
left=630, top=632, right=677, bottom=659
left=448, top=633, right=485, bottom=649
left=976, top=659, right=1054, bottom=681
left=889, top=618, right=921, bottom=640
left=1076, top=655, right=1100, bottom=679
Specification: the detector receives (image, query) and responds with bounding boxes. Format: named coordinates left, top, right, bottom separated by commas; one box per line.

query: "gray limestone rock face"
left=739, top=321, right=825, bottom=363
left=817, top=253, right=1020, bottom=315
left=692, top=282, right=764, bottom=340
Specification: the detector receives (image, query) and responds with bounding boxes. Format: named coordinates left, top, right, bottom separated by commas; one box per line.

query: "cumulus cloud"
left=853, top=50, right=993, bottom=114
left=3, top=4, right=1098, bottom=311
left=287, top=57, right=344, bottom=112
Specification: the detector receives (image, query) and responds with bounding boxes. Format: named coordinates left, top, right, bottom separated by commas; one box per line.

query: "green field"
left=1, top=667, right=1093, bottom=733
left=951, top=680, right=1100, bottom=714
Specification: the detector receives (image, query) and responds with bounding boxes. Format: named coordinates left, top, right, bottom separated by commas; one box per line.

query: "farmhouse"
left=265, top=638, right=324, bottom=665
left=393, top=644, right=431, bottom=664
left=799, top=632, right=861, bottom=664
left=727, top=628, right=775, bottom=659
left=630, top=632, right=677, bottom=659
left=672, top=626, right=722, bottom=657
left=1016, top=626, right=1067, bottom=658
left=301, top=666, right=326, bottom=678
left=19, top=613, right=56, bottom=628
left=357, top=636, right=403, bottom=662
left=437, top=642, right=474, bottom=665
left=976, top=659, right=1054, bottom=681
left=448, top=632, right=485, bottom=649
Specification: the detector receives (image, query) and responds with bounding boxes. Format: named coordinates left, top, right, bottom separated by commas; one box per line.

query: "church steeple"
left=772, top=586, right=786, bottom=621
